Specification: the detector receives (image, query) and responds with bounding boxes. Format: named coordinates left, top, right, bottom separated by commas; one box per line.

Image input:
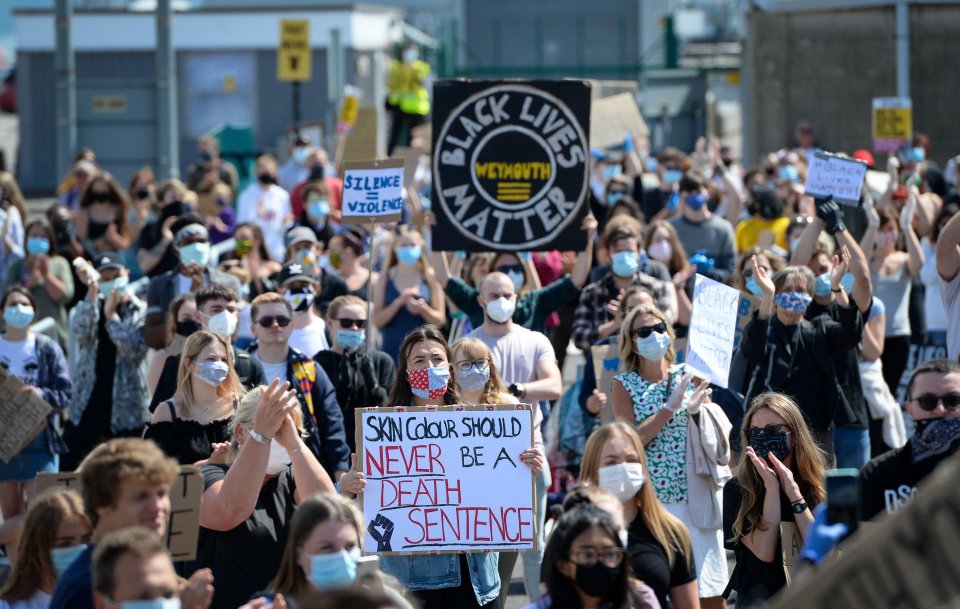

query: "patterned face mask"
left=911, top=417, right=960, bottom=463
left=773, top=291, right=812, bottom=313
left=408, top=365, right=450, bottom=400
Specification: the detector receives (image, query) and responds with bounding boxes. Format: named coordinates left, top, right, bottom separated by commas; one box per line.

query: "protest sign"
left=341, top=159, right=405, bottom=225
left=357, top=405, right=537, bottom=554
left=392, top=146, right=423, bottom=189
left=431, top=80, right=591, bottom=252
left=590, top=344, right=621, bottom=424
left=733, top=293, right=760, bottom=349
left=37, top=467, right=204, bottom=561
left=0, top=367, right=52, bottom=463
left=780, top=522, right=802, bottom=581
left=590, top=92, right=648, bottom=151
left=872, top=97, right=912, bottom=154
left=684, top=274, right=739, bottom=388
left=804, top=151, right=868, bottom=206
left=772, top=454, right=960, bottom=609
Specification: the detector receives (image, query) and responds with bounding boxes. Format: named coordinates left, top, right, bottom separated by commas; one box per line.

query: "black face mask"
left=748, top=432, right=790, bottom=465
left=176, top=319, right=201, bottom=337
left=308, top=165, right=325, bottom=182
left=574, top=561, right=622, bottom=599
left=88, top=220, right=110, bottom=241
left=52, top=219, right=73, bottom=247
left=90, top=191, right=111, bottom=204
left=258, top=173, right=274, bottom=185
left=161, top=200, right=185, bottom=220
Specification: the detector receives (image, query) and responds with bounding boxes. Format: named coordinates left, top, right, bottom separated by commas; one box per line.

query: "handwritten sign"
left=357, top=405, right=537, bottom=554
left=872, top=97, right=912, bottom=154
left=0, top=368, right=52, bottom=463
left=591, top=344, right=620, bottom=424
left=37, top=467, right=204, bottom=561
left=804, top=151, right=868, bottom=206
left=684, top=274, right=739, bottom=388
left=341, top=159, right=405, bottom=224
left=781, top=521, right=802, bottom=582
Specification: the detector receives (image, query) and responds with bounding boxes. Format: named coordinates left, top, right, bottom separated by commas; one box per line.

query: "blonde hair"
left=579, top=423, right=692, bottom=569
left=385, top=225, right=434, bottom=277
left=731, top=393, right=827, bottom=543
left=618, top=304, right=675, bottom=372
left=173, top=331, right=244, bottom=418
left=228, top=385, right=304, bottom=461
left=450, top=338, right=511, bottom=405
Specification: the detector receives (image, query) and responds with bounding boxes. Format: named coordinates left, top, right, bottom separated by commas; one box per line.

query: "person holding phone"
left=722, top=392, right=827, bottom=607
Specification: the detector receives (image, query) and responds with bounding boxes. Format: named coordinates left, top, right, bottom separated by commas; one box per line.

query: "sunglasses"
left=631, top=321, right=667, bottom=339
left=744, top=423, right=791, bottom=440
left=256, top=315, right=292, bottom=328
left=336, top=318, right=366, bottom=330
left=742, top=267, right=770, bottom=280
left=496, top=264, right=524, bottom=275
left=912, top=393, right=960, bottom=412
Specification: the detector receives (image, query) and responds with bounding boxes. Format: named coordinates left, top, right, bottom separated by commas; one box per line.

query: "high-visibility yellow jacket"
left=387, top=59, right=430, bottom=116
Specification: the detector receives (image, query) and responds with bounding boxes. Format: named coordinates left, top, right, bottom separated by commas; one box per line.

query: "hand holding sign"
left=339, top=453, right=366, bottom=497
left=342, top=159, right=405, bottom=225
left=804, top=151, right=868, bottom=206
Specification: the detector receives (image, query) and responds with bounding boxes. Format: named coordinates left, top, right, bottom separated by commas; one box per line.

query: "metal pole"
left=54, top=0, right=76, bottom=184
left=292, top=81, right=301, bottom=132
left=156, top=0, right=179, bottom=179
left=895, top=0, right=910, bottom=99
left=326, top=27, right=343, bottom=155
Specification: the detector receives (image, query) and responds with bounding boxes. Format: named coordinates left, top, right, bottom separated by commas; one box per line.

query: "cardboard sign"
left=780, top=521, right=802, bottom=580
left=392, top=147, right=424, bottom=189
left=804, top=151, right=868, bottom=206
left=733, top=293, right=760, bottom=349
left=341, top=159, right=405, bottom=225
left=357, top=405, right=537, bottom=554
left=684, top=275, right=739, bottom=389
left=872, top=97, right=912, bottom=154
left=590, top=344, right=620, bottom=424
left=590, top=92, right=649, bottom=150
left=37, top=467, right=204, bottom=561
left=0, top=367, right=53, bottom=463
left=431, top=80, right=591, bottom=252
left=278, top=19, right=311, bottom=82
left=772, top=454, right=960, bottom=609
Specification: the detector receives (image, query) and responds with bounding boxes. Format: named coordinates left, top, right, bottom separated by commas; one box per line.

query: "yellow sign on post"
left=872, top=97, right=911, bottom=153
left=278, top=19, right=311, bottom=81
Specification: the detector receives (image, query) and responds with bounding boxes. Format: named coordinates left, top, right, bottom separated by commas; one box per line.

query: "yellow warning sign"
left=278, top=19, right=311, bottom=82
left=872, top=97, right=911, bottom=153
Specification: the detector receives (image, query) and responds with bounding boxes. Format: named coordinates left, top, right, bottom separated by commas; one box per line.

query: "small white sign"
left=804, top=151, right=868, bottom=206
left=342, top=159, right=405, bottom=224
left=684, top=274, right=739, bottom=388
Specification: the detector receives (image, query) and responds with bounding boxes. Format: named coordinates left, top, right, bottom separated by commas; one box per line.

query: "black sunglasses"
left=631, top=322, right=667, bottom=339
left=256, top=315, right=292, bottom=328
left=496, top=264, right=524, bottom=275
left=912, top=393, right=960, bottom=412
left=336, top=318, right=366, bottom=330
left=744, top=423, right=791, bottom=440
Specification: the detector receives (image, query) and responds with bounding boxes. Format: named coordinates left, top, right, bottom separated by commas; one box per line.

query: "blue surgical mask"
left=98, top=274, right=129, bottom=298
left=337, top=329, right=365, bottom=351
left=746, top=276, right=765, bottom=297
left=663, top=169, right=683, bottom=184
left=177, top=242, right=210, bottom=267
left=4, top=304, right=34, bottom=329
left=684, top=193, right=706, bottom=211
left=293, top=147, right=311, bottom=165
left=26, top=237, right=50, bottom=256
left=841, top=272, right=855, bottom=293
left=635, top=332, right=671, bottom=361
left=194, top=361, right=229, bottom=387
left=396, top=244, right=422, bottom=266
left=51, top=544, right=87, bottom=576
left=308, top=198, right=331, bottom=221
left=774, top=291, right=813, bottom=313
left=118, top=599, right=181, bottom=609
left=506, top=270, right=524, bottom=292
left=606, top=191, right=625, bottom=206
left=666, top=191, right=681, bottom=211
left=602, top=164, right=623, bottom=181
left=814, top=272, right=832, bottom=297
left=459, top=364, right=490, bottom=391
left=779, top=165, right=799, bottom=182
left=611, top=251, right=639, bottom=278
left=308, top=549, right=360, bottom=590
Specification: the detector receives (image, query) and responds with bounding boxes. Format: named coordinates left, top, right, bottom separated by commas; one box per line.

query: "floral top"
left=616, top=364, right=690, bottom=504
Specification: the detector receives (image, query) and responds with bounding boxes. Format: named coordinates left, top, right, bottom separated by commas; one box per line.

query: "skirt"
left=0, top=432, right=58, bottom=482
left=665, top=502, right=729, bottom=597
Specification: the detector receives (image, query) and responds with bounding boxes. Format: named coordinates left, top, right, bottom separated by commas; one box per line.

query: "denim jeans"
left=832, top=426, right=871, bottom=469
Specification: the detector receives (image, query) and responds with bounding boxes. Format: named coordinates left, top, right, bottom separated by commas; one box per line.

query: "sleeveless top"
left=380, top=275, right=431, bottom=364
left=615, top=364, right=692, bottom=504
left=143, top=400, right=233, bottom=465
left=872, top=262, right=911, bottom=337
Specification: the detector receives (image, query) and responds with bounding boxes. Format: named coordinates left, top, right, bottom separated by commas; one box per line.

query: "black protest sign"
left=431, top=80, right=591, bottom=252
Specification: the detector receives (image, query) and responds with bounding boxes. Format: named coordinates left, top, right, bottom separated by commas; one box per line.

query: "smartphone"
left=825, top=468, right=861, bottom=536
left=356, top=555, right=383, bottom=593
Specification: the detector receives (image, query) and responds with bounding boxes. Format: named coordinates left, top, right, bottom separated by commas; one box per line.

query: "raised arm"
left=570, top=214, right=598, bottom=288
left=901, top=188, right=925, bottom=276
left=936, top=207, right=960, bottom=281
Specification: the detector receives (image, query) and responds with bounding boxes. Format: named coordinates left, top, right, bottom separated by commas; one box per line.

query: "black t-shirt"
left=143, top=400, right=232, bottom=465
left=859, top=438, right=960, bottom=521
left=196, top=463, right=297, bottom=609
left=137, top=220, right=179, bottom=278
left=314, top=348, right=395, bottom=451
left=722, top=479, right=794, bottom=603
left=806, top=300, right=868, bottom=428
left=84, top=301, right=120, bottom=433
left=627, top=514, right=696, bottom=608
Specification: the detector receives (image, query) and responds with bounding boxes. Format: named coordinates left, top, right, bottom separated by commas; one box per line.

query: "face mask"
left=178, top=242, right=210, bottom=267
left=408, top=365, right=450, bottom=400
left=98, top=274, right=129, bottom=298
left=788, top=237, right=801, bottom=254
left=266, top=439, right=292, bottom=476
left=485, top=296, right=516, bottom=324
left=4, top=304, right=34, bottom=329
left=396, top=244, right=422, bottom=266
left=774, top=291, right=812, bottom=313
left=51, top=544, right=87, bottom=576
left=648, top=240, right=672, bottom=263
left=176, top=319, right=201, bottom=337
left=606, top=191, right=625, bottom=207
left=239, top=283, right=250, bottom=301
left=235, top=240, right=254, bottom=256
left=662, top=169, right=683, bottom=184
left=506, top=270, right=524, bottom=292
left=284, top=289, right=314, bottom=313
left=602, top=164, right=622, bottom=181
left=308, top=548, right=361, bottom=590
left=337, top=329, right=365, bottom=351
left=118, top=599, right=181, bottom=609
left=611, top=251, right=639, bottom=278
left=258, top=172, right=274, bottom=185
left=459, top=364, right=490, bottom=391
left=911, top=418, right=960, bottom=463
left=635, top=332, right=671, bottom=361
left=745, top=275, right=765, bottom=297
left=814, top=273, right=832, bottom=298
left=194, top=361, right=229, bottom=387
left=205, top=310, right=238, bottom=340
left=293, top=147, right=311, bottom=165
left=26, top=237, right=50, bottom=256
left=402, top=48, right=419, bottom=62
left=295, top=247, right=315, bottom=267
left=840, top=272, right=855, bottom=293
left=574, top=561, right=622, bottom=599
left=329, top=252, right=342, bottom=270
left=779, top=165, right=799, bottom=182
left=598, top=462, right=646, bottom=502
left=684, top=192, right=706, bottom=211
left=907, top=146, right=925, bottom=163
left=749, top=432, right=790, bottom=465
left=308, top=198, right=330, bottom=221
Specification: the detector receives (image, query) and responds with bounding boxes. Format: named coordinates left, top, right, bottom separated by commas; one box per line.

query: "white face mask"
left=205, top=310, right=238, bottom=341
left=485, top=296, right=516, bottom=324
left=598, top=462, right=646, bottom=502
left=266, top=439, right=292, bottom=476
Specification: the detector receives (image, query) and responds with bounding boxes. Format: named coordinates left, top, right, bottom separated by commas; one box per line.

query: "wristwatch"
left=791, top=500, right=808, bottom=514
left=248, top=428, right=272, bottom=445
left=831, top=286, right=844, bottom=293
left=508, top=383, right=526, bottom=399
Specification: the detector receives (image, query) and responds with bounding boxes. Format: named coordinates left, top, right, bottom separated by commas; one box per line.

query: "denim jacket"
left=26, top=333, right=71, bottom=455
left=379, top=552, right=500, bottom=605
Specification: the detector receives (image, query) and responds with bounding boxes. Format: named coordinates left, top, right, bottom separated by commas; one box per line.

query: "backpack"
left=233, top=349, right=255, bottom=388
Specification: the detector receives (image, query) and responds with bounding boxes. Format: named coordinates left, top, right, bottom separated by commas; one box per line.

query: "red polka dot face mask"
left=408, top=365, right=450, bottom=400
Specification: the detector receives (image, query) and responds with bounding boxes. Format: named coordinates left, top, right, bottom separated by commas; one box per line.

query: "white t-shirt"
left=254, top=352, right=289, bottom=385
left=0, top=334, right=38, bottom=385
left=236, top=183, right=292, bottom=262
left=942, top=271, right=960, bottom=361
left=289, top=316, right=329, bottom=359
left=920, top=239, right=948, bottom=332
left=465, top=324, right=555, bottom=387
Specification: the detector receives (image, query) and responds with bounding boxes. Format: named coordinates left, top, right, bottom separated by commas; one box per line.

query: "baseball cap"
left=279, top=261, right=317, bottom=287
left=851, top=149, right=875, bottom=168
left=285, top=227, right=318, bottom=249
left=93, top=252, right=125, bottom=272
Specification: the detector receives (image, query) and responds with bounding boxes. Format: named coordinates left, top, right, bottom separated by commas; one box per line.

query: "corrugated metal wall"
left=16, top=52, right=56, bottom=194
